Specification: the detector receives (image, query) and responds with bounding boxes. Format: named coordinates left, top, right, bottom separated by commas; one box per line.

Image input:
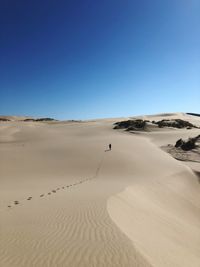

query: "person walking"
left=109, top=143, right=112, bottom=150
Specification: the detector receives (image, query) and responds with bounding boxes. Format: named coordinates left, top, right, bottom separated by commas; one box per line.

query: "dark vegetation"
left=153, top=119, right=197, bottom=129
left=113, top=118, right=198, bottom=131
left=175, top=135, right=200, bottom=151
left=113, top=119, right=147, bottom=131
left=23, top=118, right=56, bottom=122
left=0, top=118, right=10, bottom=121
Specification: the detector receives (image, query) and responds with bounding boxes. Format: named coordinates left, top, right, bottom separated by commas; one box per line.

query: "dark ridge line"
left=187, top=113, right=200, bottom=117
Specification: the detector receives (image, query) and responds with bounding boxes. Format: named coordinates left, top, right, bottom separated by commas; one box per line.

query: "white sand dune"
left=0, top=113, right=200, bottom=266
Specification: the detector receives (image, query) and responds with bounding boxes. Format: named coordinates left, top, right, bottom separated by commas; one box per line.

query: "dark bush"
left=114, top=119, right=146, bottom=131
left=0, top=118, right=10, bottom=121
left=24, top=118, right=56, bottom=122
left=175, top=139, right=184, bottom=148
left=181, top=139, right=196, bottom=151
left=175, top=135, right=200, bottom=151
left=154, top=119, right=197, bottom=129
left=36, top=118, right=55, bottom=121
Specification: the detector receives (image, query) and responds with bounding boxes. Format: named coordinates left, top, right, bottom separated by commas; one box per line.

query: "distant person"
left=109, top=144, right=112, bottom=150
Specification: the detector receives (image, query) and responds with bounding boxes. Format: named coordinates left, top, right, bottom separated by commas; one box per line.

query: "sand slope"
left=0, top=120, right=149, bottom=267
left=107, top=139, right=200, bottom=267
left=0, top=113, right=200, bottom=266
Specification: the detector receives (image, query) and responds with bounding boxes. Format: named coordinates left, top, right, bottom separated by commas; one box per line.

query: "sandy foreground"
left=0, top=113, right=200, bottom=267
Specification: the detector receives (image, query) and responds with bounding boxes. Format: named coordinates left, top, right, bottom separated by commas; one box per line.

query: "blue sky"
left=0, top=0, right=199, bottom=119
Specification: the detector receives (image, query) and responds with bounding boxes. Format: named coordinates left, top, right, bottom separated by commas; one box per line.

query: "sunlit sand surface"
left=1, top=113, right=200, bottom=266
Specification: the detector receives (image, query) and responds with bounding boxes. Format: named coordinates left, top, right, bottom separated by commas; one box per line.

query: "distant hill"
left=23, top=118, right=57, bottom=122
left=0, top=116, right=57, bottom=122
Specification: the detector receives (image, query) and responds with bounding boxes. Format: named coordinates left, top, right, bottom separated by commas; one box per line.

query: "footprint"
left=48, top=192, right=51, bottom=195
left=27, top=197, right=32, bottom=200
left=8, top=205, right=11, bottom=208
left=40, top=194, right=44, bottom=197
left=62, top=187, right=65, bottom=189
left=14, top=201, right=19, bottom=205
left=52, top=190, right=56, bottom=193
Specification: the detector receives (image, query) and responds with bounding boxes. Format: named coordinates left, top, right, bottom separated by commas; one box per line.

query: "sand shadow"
left=194, top=171, right=200, bottom=184
left=174, top=157, right=200, bottom=163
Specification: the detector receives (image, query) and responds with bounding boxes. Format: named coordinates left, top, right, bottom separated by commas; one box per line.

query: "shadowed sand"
left=0, top=113, right=200, bottom=266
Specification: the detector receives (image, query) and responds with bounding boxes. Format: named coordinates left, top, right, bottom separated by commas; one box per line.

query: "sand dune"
left=107, top=140, right=200, bottom=267
left=0, top=113, right=200, bottom=266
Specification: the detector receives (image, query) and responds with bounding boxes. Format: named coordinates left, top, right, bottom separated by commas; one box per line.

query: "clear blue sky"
left=0, top=0, right=199, bottom=120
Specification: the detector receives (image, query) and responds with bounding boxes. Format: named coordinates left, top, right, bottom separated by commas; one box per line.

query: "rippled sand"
left=0, top=113, right=200, bottom=266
